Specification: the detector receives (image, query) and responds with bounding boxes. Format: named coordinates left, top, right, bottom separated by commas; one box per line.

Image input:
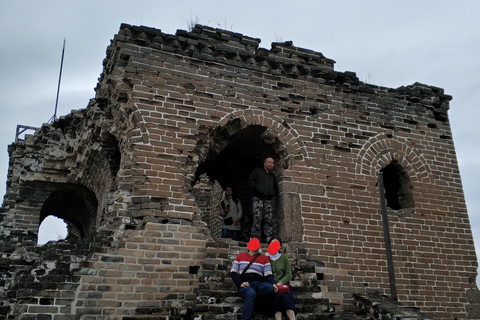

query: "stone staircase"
left=117, top=238, right=435, bottom=320
left=194, top=239, right=436, bottom=320
left=195, top=239, right=340, bottom=320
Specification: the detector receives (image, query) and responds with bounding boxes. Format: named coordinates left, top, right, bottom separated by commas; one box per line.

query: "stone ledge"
left=353, top=292, right=437, bottom=320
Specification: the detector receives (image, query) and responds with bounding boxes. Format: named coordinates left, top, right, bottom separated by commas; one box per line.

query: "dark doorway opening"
left=193, top=122, right=285, bottom=240
left=194, top=123, right=281, bottom=203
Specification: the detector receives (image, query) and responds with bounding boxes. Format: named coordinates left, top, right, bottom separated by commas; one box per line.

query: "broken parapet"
left=354, top=292, right=437, bottom=320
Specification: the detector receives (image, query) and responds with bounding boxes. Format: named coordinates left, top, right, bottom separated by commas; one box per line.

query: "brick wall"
left=0, top=24, right=478, bottom=319
left=73, top=221, right=207, bottom=318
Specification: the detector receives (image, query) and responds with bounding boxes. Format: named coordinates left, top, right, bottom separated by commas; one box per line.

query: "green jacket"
left=269, top=254, right=292, bottom=284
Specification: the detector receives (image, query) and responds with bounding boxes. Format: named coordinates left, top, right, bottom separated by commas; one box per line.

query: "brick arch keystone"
left=355, top=134, right=433, bottom=185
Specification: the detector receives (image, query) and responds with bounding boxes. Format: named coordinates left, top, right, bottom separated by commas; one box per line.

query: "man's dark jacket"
left=248, top=167, right=277, bottom=200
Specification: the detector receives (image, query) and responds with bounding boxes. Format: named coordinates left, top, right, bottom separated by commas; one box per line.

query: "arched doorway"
left=192, top=121, right=287, bottom=241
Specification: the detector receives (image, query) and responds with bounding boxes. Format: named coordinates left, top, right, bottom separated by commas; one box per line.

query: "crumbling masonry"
left=1, top=24, right=480, bottom=320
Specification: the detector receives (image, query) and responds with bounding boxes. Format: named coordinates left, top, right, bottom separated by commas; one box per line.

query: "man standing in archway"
left=248, top=157, right=277, bottom=243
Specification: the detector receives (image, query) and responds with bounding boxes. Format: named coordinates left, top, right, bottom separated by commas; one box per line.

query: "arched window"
left=382, top=160, right=414, bottom=211
left=38, top=185, right=98, bottom=244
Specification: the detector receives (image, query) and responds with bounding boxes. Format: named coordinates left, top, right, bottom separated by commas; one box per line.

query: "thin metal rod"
left=52, top=38, right=66, bottom=122
left=377, top=169, right=398, bottom=301
left=15, top=125, right=37, bottom=143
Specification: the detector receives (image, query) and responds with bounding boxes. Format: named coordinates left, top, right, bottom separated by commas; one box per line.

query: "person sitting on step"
left=267, top=237, right=296, bottom=320
left=230, top=237, right=277, bottom=320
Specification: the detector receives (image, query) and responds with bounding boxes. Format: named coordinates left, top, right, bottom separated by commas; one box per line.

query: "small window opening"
left=382, top=160, right=414, bottom=211
left=37, top=215, right=68, bottom=245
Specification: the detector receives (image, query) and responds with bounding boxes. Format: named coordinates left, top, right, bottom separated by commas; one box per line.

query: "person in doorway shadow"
left=219, top=186, right=242, bottom=240
left=248, top=157, right=277, bottom=243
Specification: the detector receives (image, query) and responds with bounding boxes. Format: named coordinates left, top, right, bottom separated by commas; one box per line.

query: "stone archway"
left=39, top=184, right=98, bottom=241
left=191, top=120, right=288, bottom=241
left=355, top=133, right=433, bottom=185
left=193, top=122, right=282, bottom=194
left=355, top=133, right=433, bottom=218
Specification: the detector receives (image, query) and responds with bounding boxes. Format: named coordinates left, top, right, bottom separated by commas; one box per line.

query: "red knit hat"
left=268, top=240, right=281, bottom=255
left=247, top=238, right=261, bottom=251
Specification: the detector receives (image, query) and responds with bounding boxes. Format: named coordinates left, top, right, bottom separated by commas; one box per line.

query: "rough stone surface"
left=1, top=24, right=479, bottom=319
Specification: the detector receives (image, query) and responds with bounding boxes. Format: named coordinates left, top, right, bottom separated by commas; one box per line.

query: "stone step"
left=196, top=239, right=344, bottom=320
left=333, top=311, right=372, bottom=320
left=122, top=314, right=169, bottom=320
left=193, top=308, right=375, bottom=320
left=200, top=241, right=412, bottom=320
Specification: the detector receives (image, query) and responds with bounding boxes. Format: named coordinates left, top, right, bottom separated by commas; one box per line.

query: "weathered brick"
left=0, top=23, right=476, bottom=320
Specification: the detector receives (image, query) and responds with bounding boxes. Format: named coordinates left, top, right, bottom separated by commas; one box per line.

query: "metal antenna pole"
left=50, top=38, right=66, bottom=123
left=377, top=169, right=398, bottom=301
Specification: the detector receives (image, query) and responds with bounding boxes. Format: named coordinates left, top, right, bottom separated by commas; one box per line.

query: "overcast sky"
left=1, top=0, right=479, bottom=275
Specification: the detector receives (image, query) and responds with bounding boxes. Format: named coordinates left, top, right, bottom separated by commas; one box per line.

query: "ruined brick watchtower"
left=1, top=24, right=479, bottom=320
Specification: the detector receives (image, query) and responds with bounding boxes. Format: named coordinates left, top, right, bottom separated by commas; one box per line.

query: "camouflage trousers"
left=250, top=196, right=273, bottom=241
